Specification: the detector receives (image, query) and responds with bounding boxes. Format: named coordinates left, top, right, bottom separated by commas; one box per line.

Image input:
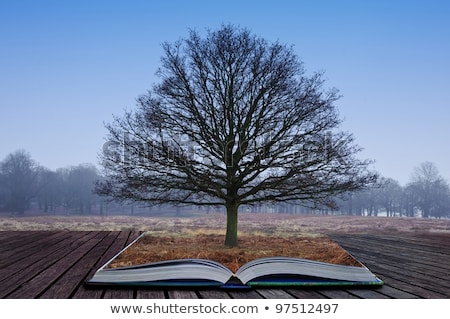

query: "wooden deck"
left=0, top=230, right=449, bottom=299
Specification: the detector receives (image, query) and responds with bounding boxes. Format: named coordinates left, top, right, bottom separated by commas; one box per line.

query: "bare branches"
left=97, top=24, right=375, bottom=216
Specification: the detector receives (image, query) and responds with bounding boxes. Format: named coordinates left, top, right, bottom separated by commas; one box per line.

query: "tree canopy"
left=97, top=25, right=376, bottom=246
left=408, top=162, right=450, bottom=218
left=0, top=150, right=39, bottom=215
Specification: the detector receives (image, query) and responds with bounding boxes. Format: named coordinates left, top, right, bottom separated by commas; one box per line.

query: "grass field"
left=1, top=213, right=449, bottom=236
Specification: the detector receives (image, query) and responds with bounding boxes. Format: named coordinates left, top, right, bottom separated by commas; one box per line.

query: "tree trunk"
left=225, top=202, right=239, bottom=247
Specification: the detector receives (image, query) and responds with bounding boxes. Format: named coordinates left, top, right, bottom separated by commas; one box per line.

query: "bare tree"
left=0, top=150, right=39, bottom=215
left=58, top=164, right=101, bottom=214
left=409, top=161, right=450, bottom=218
left=377, top=177, right=402, bottom=217
left=36, top=167, right=62, bottom=213
left=97, top=25, right=375, bottom=246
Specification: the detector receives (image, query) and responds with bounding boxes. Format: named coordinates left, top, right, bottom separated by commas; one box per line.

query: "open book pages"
left=88, top=256, right=382, bottom=287
left=85, top=232, right=383, bottom=288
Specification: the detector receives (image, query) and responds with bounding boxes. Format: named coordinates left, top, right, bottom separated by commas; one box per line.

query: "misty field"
left=1, top=213, right=450, bottom=237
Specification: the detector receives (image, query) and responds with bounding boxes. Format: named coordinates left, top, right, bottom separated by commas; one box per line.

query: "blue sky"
left=1, top=0, right=449, bottom=185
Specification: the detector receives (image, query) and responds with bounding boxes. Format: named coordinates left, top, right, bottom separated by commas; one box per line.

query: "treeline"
left=334, top=170, right=450, bottom=218
left=1, top=150, right=449, bottom=218
left=265, top=162, right=450, bottom=219
left=0, top=150, right=104, bottom=215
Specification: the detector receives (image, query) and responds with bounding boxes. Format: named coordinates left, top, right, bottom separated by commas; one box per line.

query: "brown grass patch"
left=107, top=233, right=361, bottom=273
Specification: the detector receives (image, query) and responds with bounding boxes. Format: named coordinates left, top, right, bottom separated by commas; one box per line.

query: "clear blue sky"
left=1, top=0, right=449, bottom=185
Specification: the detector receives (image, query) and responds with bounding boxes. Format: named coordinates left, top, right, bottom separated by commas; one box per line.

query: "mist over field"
left=1, top=213, right=449, bottom=237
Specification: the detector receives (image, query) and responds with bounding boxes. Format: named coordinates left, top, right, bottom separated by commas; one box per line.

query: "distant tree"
left=364, top=187, right=380, bottom=216
left=401, top=184, right=417, bottom=217
left=0, top=150, right=39, bottom=215
left=97, top=25, right=376, bottom=246
left=59, top=164, right=100, bottom=214
left=408, top=162, right=450, bottom=218
left=36, top=167, right=63, bottom=213
left=377, top=177, right=402, bottom=217
left=430, top=181, right=450, bottom=218
left=332, top=194, right=355, bottom=215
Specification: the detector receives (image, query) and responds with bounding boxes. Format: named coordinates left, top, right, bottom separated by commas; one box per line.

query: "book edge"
left=97, top=232, right=148, bottom=271
left=86, top=232, right=383, bottom=287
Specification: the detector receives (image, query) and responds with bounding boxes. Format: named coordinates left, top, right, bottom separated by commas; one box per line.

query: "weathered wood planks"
left=0, top=231, right=448, bottom=299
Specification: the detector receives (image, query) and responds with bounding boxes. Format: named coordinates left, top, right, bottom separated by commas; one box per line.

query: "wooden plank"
left=228, top=290, right=264, bottom=299
left=363, top=250, right=448, bottom=280
left=0, top=231, right=85, bottom=280
left=353, top=251, right=449, bottom=282
left=314, top=289, right=360, bottom=299
left=0, top=232, right=92, bottom=298
left=377, top=273, right=446, bottom=298
left=5, top=232, right=106, bottom=298
left=372, top=285, right=420, bottom=299
left=0, top=231, right=55, bottom=250
left=332, top=235, right=449, bottom=298
left=136, top=289, right=166, bottom=298
left=359, top=262, right=448, bottom=298
left=72, top=231, right=140, bottom=299
left=103, top=289, right=135, bottom=299
left=0, top=231, right=67, bottom=267
left=2, top=231, right=449, bottom=299
left=40, top=231, right=121, bottom=298
left=197, top=289, right=231, bottom=299
left=358, top=234, right=450, bottom=252
left=100, top=231, right=145, bottom=299
left=332, top=234, right=448, bottom=262
left=0, top=230, right=48, bottom=243
left=167, top=290, right=199, bottom=299
left=285, top=289, right=327, bottom=299
left=336, top=247, right=450, bottom=295
left=343, top=288, right=391, bottom=299
left=0, top=230, right=15, bottom=238
left=332, top=235, right=450, bottom=275
left=256, top=289, right=295, bottom=299
left=333, top=235, right=450, bottom=270
left=350, top=237, right=450, bottom=269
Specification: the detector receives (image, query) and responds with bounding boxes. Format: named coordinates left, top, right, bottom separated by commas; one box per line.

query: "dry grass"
left=1, top=213, right=450, bottom=236
left=107, top=233, right=362, bottom=273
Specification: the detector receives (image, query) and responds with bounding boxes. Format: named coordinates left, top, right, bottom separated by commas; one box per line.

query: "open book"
left=85, top=233, right=383, bottom=288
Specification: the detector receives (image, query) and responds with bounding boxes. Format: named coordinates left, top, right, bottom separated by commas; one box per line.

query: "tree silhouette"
left=0, top=150, right=39, bottom=215
left=409, top=161, right=450, bottom=218
left=97, top=25, right=375, bottom=246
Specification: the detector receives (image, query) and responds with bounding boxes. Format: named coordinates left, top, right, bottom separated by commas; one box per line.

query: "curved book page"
left=89, top=259, right=233, bottom=284
left=235, top=257, right=379, bottom=284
